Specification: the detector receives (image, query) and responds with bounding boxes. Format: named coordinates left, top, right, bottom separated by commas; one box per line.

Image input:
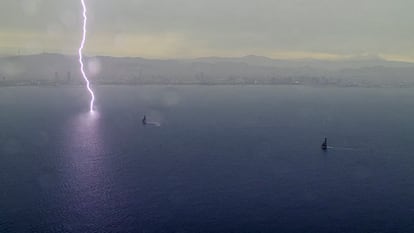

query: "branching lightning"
left=78, top=0, right=95, bottom=112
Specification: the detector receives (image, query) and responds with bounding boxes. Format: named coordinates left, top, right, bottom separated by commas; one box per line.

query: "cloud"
left=1, top=0, right=414, bottom=59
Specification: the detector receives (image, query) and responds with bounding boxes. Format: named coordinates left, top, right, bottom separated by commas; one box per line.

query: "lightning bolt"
left=78, top=0, right=95, bottom=112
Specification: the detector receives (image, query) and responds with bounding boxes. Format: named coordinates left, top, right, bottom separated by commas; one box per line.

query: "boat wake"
left=145, top=121, right=161, bottom=127
left=141, top=115, right=161, bottom=127
left=327, top=146, right=360, bottom=151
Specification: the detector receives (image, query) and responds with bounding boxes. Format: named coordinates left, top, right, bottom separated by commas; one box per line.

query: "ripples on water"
left=1, top=86, right=414, bottom=233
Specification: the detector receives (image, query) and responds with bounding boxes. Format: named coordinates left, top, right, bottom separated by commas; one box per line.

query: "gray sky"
left=1, top=0, right=413, bottom=61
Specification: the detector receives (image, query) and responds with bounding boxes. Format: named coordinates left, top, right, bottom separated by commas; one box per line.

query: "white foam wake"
left=145, top=121, right=161, bottom=127
left=327, top=146, right=360, bottom=151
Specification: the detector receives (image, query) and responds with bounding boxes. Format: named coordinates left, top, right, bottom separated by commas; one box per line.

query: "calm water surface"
left=1, top=86, right=414, bottom=232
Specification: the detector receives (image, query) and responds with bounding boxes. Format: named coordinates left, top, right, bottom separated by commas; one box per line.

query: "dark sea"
left=1, top=85, right=414, bottom=233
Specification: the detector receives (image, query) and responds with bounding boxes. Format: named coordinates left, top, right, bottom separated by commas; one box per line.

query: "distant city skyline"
left=1, top=0, right=414, bottom=62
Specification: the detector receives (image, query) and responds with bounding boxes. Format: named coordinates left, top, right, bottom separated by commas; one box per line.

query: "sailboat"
left=321, top=137, right=328, bottom=150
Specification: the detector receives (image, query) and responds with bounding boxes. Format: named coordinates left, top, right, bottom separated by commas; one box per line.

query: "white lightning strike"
left=78, top=0, right=95, bottom=112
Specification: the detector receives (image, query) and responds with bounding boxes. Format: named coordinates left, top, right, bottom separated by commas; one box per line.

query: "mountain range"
left=1, top=53, right=413, bottom=87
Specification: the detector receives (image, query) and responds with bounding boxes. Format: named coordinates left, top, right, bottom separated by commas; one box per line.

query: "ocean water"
left=1, top=85, right=414, bottom=233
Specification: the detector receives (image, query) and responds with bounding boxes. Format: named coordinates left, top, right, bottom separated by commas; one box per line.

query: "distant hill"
left=1, top=53, right=414, bottom=87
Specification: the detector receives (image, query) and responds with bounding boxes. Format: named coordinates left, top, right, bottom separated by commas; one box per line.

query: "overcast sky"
left=1, top=0, right=413, bottom=61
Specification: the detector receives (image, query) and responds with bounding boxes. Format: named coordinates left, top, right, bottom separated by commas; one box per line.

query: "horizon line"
left=2, top=52, right=414, bottom=64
